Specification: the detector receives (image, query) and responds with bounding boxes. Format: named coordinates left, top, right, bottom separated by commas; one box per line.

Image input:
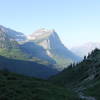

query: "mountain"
left=0, top=25, right=56, bottom=64
left=0, top=25, right=56, bottom=63
left=0, top=26, right=58, bottom=78
left=0, top=25, right=27, bottom=41
left=28, top=28, right=82, bottom=70
left=0, top=26, right=80, bottom=99
left=0, top=26, right=81, bottom=70
left=50, top=48, right=100, bottom=100
left=71, top=42, right=100, bottom=58
left=0, top=70, right=80, bottom=100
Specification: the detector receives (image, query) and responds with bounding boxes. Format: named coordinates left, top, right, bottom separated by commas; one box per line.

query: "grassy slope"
left=52, top=55, right=73, bottom=70
left=0, top=48, right=28, bottom=60
left=0, top=48, right=54, bottom=66
left=0, top=70, right=80, bottom=100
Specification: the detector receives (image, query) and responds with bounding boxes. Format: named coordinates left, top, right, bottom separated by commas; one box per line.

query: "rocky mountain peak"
left=33, top=28, right=55, bottom=34
left=28, top=28, right=62, bottom=50
left=28, top=28, right=56, bottom=40
left=27, top=28, right=81, bottom=70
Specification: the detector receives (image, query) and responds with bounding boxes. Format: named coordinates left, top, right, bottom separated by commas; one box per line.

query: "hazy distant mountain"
left=28, top=28, right=81, bottom=70
left=71, top=42, right=100, bottom=58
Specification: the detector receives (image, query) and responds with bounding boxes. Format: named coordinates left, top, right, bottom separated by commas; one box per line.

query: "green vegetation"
left=52, top=55, right=73, bottom=70
left=50, top=49, right=100, bottom=100
left=0, top=44, right=54, bottom=66
left=0, top=70, right=80, bottom=100
left=85, top=80, right=100, bottom=100
left=0, top=48, right=28, bottom=60
left=51, top=49, right=100, bottom=85
left=1, top=26, right=100, bottom=100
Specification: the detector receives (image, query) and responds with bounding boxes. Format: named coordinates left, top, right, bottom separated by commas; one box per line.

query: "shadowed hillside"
left=0, top=55, right=58, bottom=79
left=50, top=48, right=100, bottom=100
left=0, top=70, right=80, bottom=100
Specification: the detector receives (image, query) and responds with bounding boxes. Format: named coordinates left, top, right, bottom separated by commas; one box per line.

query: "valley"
left=0, top=0, right=100, bottom=99
left=0, top=25, right=99, bottom=100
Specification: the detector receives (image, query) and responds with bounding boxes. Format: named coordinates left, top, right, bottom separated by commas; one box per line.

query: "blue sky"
left=0, top=0, right=100, bottom=48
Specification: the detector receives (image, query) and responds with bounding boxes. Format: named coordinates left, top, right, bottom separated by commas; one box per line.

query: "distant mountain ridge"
left=71, top=42, right=100, bottom=58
